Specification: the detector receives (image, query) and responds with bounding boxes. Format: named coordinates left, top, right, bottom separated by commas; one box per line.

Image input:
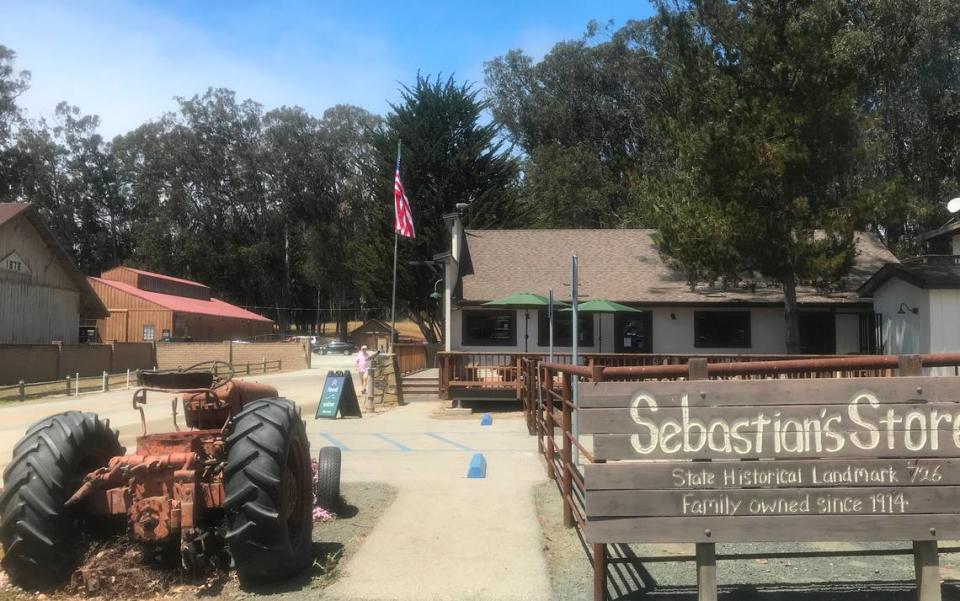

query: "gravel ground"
left=0, top=481, right=397, bottom=601
left=534, top=481, right=960, bottom=601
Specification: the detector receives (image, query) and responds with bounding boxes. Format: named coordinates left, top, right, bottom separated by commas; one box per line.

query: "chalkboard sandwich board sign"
left=315, top=370, right=362, bottom=419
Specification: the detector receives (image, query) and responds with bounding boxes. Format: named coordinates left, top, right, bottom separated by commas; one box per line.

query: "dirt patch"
left=534, top=481, right=960, bottom=600
left=66, top=538, right=228, bottom=598
left=0, top=482, right=396, bottom=601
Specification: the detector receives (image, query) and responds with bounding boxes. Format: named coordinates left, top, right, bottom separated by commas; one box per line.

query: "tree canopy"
left=2, top=0, right=960, bottom=351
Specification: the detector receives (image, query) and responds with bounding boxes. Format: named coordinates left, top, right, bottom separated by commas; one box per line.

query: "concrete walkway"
left=314, top=402, right=551, bottom=601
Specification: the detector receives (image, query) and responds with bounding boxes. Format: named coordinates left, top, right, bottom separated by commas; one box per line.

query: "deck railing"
left=439, top=351, right=869, bottom=400
left=526, top=352, right=960, bottom=600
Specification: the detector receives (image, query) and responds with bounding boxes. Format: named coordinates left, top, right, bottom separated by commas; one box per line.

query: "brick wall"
left=155, top=341, right=310, bottom=372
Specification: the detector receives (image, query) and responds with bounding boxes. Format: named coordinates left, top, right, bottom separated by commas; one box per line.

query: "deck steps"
left=401, top=368, right=440, bottom=400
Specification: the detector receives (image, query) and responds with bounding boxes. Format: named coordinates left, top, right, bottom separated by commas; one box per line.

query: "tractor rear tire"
left=315, top=446, right=341, bottom=512
left=0, top=411, right=122, bottom=589
left=224, top=398, right=312, bottom=583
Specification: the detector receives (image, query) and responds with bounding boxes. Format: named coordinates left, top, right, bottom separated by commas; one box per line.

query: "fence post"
left=18, top=380, right=25, bottom=402
left=278, top=359, right=282, bottom=372
left=246, top=362, right=250, bottom=375
left=544, top=366, right=556, bottom=480
left=102, top=371, right=109, bottom=392
left=561, top=371, right=574, bottom=528
left=593, top=542, right=608, bottom=601
left=535, top=362, right=543, bottom=447
left=687, top=358, right=716, bottom=601
left=65, top=375, right=71, bottom=396
left=365, top=365, right=375, bottom=413
left=75, top=372, right=79, bottom=396
left=899, top=355, right=941, bottom=601
left=589, top=363, right=607, bottom=601
left=262, top=357, right=267, bottom=373
left=126, top=368, right=130, bottom=390
left=516, top=354, right=522, bottom=401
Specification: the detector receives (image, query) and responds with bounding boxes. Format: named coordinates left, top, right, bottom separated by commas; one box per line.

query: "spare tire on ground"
left=315, top=446, right=342, bottom=512
left=0, top=411, right=123, bottom=590
left=223, top=397, right=312, bottom=583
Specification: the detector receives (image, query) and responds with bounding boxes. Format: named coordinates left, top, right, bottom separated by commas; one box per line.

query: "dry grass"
left=321, top=319, right=423, bottom=341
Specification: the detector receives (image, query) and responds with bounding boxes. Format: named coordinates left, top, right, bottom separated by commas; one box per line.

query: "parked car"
left=160, top=335, right=193, bottom=343
left=318, top=340, right=356, bottom=355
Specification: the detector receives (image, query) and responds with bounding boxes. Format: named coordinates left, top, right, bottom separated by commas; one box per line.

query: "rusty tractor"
left=0, top=362, right=313, bottom=589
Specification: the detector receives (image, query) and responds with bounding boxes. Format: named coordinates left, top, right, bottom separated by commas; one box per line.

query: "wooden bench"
left=580, top=357, right=959, bottom=600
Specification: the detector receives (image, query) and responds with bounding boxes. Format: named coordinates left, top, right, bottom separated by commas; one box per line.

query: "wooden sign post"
left=315, top=370, right=363, bottom=419
left=581, top=360, right=959, bottom=601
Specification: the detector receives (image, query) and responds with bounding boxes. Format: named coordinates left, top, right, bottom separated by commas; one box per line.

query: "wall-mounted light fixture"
left=897, top=302, right=919, bottom=315
left=670, top=313, right=678, bottom=320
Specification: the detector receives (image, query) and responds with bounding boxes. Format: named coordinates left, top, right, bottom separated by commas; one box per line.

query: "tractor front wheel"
left=0, top=412, right=122, bottom=589
left=224, top=398, right=312, bottom=582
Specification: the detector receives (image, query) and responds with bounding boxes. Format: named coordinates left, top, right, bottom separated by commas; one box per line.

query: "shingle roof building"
left=457, top=229, right=896, bottom=305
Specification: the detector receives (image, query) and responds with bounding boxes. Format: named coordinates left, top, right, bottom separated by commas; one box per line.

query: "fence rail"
left=524, top=352, right=960, bottom=600
left=438, top=351, right=873, bottom=399
left=0, top=359, right=283, bottom=402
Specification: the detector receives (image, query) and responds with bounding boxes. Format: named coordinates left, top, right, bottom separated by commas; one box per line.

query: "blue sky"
left=0, top=0, right=654, bottom=137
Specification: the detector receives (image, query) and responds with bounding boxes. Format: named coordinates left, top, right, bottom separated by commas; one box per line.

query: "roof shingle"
left=458, top=229, right=896, bottom=305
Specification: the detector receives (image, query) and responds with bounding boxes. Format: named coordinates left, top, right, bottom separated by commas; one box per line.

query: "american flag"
left=394, top=156, right=416, bottom=238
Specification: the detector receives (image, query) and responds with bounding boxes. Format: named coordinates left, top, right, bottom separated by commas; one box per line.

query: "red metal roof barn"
left=88, top=266, right=274, bottom=342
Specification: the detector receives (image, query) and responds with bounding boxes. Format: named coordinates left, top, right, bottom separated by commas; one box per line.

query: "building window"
left=799, top=312, right=836, bottom=354
left=615, top=312, right=653, bottom=353
left=143, top=324, right=155, bottom=341
left=537, top=311, right=593, bottom=347
left=694, top=311, right=751, bottom=348
left=462, top=310, right=516, bottom=346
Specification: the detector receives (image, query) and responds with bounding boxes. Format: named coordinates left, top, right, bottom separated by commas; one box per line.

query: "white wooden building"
left=0, top=203, right=107, bottom=343
left=859, top=223, right=960, bottom=359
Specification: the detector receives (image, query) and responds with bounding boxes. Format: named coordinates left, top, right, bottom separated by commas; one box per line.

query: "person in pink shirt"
left=355, top=345, right=370, bottom=390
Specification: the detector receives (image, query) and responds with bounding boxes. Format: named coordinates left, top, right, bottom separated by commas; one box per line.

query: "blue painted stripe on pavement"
left=425, top=432, right=475, bottom=452
left=319, top=432, right=350, bottom=451
left=373, top=433, right=411, bottom=452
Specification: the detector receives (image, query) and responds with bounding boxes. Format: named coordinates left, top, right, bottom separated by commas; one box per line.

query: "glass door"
left=614, top=312, right=652, bottom=353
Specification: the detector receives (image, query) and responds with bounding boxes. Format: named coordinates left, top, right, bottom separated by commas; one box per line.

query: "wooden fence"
left=0, top=359, right=283, bottom=402
left=525, top=352, right=960, bottom=601
left=394, top=343, right=429, bottom=375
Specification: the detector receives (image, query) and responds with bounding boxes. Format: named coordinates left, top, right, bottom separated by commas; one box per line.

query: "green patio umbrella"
left=564, top=298, right=642, bottom=353
left=484, top=292, right=566, bottom=352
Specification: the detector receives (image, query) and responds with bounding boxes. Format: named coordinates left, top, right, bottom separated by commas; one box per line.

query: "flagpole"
left=389, top=139, right=401, bottom=352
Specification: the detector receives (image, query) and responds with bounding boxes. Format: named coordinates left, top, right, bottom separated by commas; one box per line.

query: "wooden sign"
left=315, top=370, right=362, bottom=419
left=579, top=377, right=960, bottom=544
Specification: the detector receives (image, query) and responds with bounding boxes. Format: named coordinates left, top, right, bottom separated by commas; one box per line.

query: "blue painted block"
left=480, top=413, right=493, bottom=426
left=466, top=453, right=487, bottom=478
